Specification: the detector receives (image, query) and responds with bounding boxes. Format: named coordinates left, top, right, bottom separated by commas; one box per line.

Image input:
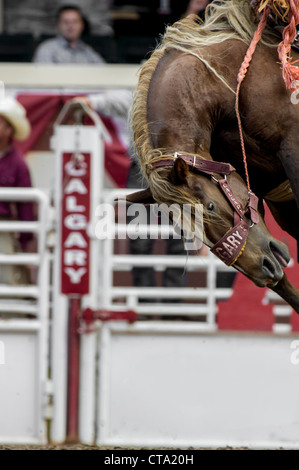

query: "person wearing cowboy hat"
left=0, top=96, right=34, bottom=285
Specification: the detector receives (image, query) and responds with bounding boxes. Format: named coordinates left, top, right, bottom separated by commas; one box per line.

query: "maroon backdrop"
left=15, top=93, right=131, bottom=188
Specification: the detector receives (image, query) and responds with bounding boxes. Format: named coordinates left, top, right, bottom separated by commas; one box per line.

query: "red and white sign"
left=61, top=152, right=91, bottom=295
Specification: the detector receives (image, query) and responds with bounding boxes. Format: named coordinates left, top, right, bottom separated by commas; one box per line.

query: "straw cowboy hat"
left=0, top=97, right=31, bottom=141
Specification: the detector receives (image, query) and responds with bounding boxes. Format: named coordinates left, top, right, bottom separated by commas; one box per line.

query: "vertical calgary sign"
left=61, top=152, right=91, bottom=295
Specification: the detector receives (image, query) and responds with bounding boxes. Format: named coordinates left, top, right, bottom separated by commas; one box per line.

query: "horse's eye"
left=207, top=201, right=215, bottom=211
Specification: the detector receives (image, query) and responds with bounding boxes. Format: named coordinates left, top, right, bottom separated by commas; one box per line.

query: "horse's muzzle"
left=261, top=241, right=290, bottom=285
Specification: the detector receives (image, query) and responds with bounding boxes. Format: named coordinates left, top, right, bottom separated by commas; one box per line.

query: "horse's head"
left=173, top=157, right=290, bottom=288
left=126, top=156, right=290, bottom=289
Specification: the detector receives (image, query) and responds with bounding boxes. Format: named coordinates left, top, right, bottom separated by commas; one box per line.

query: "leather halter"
left=151, top=153, right=259, bottom=266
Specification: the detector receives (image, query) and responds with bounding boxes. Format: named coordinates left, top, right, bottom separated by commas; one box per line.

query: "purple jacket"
left=0, top=146, right=35, bottom=249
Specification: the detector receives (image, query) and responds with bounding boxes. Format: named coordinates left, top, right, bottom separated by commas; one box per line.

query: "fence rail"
left=98, top=188, right=236, bottom=325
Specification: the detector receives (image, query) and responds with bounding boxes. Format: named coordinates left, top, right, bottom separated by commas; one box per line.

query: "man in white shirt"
left=33, top=5, right=105, bottom=64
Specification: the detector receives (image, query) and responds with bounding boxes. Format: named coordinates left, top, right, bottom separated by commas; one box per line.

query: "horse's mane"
left=130, top=0, right=281, bottom=239
left=132, top=0, right=280, bottom=167
left=162, top=0, right=280, bottom=51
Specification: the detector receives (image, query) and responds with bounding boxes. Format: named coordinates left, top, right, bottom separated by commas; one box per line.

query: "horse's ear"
left=115, top=187, right=156, bottom=205
left=169, top=158, right=189, bottom=185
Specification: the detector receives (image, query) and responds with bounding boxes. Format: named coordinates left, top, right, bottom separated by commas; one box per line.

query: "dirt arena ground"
left=0, top=444, right=249, bottom=450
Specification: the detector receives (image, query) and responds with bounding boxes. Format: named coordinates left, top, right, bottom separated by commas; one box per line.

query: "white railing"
left=0, top=188, right=50, bottom=315
left=0, top=188, right=51, bottom=444
left=99, top=189, right=236, bottom=328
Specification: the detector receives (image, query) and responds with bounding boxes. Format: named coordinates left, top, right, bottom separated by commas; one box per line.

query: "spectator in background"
left=0, top=97, right=34, bottom=284
left=33, top=5, right=106, bottom=64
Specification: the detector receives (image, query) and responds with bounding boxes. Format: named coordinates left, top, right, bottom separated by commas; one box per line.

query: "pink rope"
left=277, top=0, right=299, bottom=90
left=235, top=6, right=270, bottom=193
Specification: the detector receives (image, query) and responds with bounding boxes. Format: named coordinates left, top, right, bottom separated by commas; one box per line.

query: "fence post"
left=51, top=101, right=107, bottom=443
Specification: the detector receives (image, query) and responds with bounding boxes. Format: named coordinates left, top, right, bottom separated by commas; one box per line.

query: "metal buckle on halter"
left=246, top=191, right=259, bottom=227
left=248, top=191, right=255, bottom=228
left=211, top=173, right=226, bottom=184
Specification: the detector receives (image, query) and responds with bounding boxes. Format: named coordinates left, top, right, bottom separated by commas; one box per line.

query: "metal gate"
left=96, top=321, right=299, bottom=449
left=0, top=188, right=51, bottom=444
left=77, top=187, right=299, bottom=449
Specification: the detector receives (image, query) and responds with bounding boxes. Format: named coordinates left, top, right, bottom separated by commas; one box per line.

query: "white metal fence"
left=95, top=321, right=299, bottom=449
left=0, top=188, right=51, bottom=444
left=99, top=188, right=236, bottom=325
left=1, top=119, right=298, bottom=447
left=0, top=184, right=297, bottom=446
left=79, top=186, right=299, bottom=447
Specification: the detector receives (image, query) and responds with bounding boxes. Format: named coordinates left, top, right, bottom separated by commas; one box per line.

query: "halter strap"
left=151, top=153, right=235, bottom=175
left=149, top=153, right=259, bottom=266
left=210, top=219, right=250, bottom=266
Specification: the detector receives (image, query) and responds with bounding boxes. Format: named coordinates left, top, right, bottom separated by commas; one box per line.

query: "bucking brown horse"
left=127, top=0, right=299, bottom=313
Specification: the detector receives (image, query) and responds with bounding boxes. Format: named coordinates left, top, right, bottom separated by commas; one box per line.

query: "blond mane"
left=130, top=0, right=280, bottom=238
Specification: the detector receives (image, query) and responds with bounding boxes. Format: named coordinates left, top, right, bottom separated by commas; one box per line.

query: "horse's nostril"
left=269, top=241, right=290, bottom=268
left=261, top=256, right=276, bottom=279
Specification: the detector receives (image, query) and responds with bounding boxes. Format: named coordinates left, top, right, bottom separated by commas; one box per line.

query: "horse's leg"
left=265, top=198, right=299, bottom=311
left=265, top=199, right=299, bottom=262
left=278, top=141, right=299, bottom=213
left=267, top=133, right=299, bottom=261
left=270, top=274, right=299, bottom=314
